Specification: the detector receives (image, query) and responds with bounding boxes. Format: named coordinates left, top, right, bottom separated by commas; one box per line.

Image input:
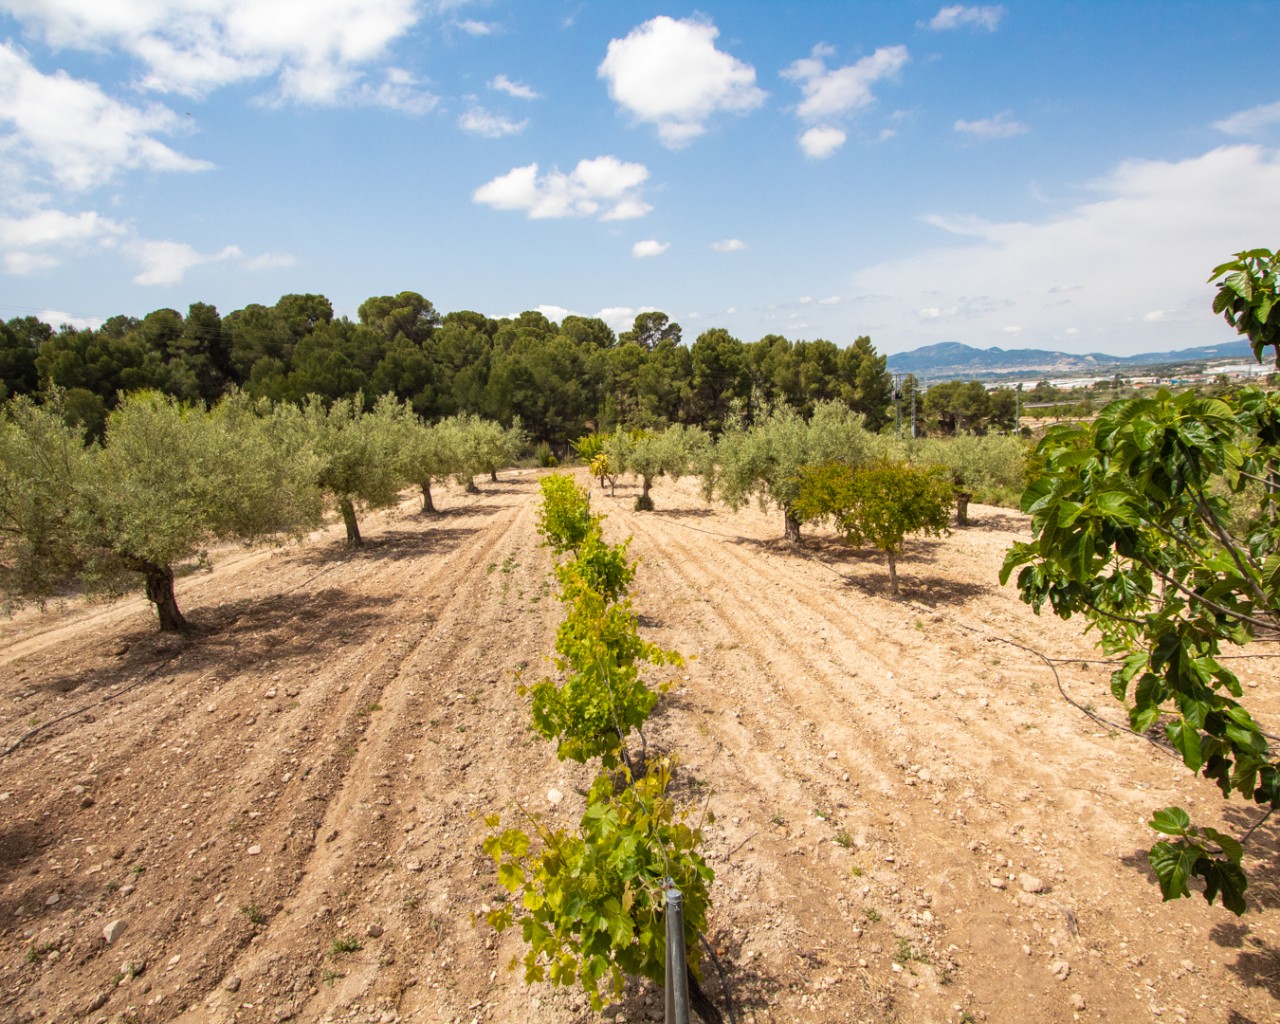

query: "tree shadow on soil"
left=966, top=509, right=1028, bottom=533
left=28, top=588, right=396, bottom=703
left=292, top=524, right=479, bottom=566
left=651, top=507, right=717, bottom=520
left=0, top=816, right=102, bottom=926
left=422, top=502, right=504, bottom=519
left=1209, top=919, right=1280, bottom=1000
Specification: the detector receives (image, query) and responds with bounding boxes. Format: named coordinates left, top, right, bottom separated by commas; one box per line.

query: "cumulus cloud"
left=4, top=251, right=59, bottom=274
left=848, top=145, right=1280, bottom=352
left=711, top=238, right=748, bottom=252
left=799, top=126, right=847, bottom=158
left=128, top=239, right=241, bottom=285
left=924, top=5, right=1005, bottom=31
left=351, top=68, right=439, bottom=114
left=41, top=309, right=104, bottom=330
left=454, top=19, right=496, bottom=36
left=472, top=156, right=651, bottom=220
left=597, top=306, right=639, bottom=330
left=954, top=111, right=1029, bottom=139
left=0, top=208, right=126, bottom=249
left=783, top=44, right=908, bottom=123
left=782, top=43, right=906, bottom=157
left=598, top=15, right=766, bottom=148
left=1214, top=101, right=1280, bottom=138
left=631, top=239, right=669, bottom=258
left=490, top=74, right=539, bottom=100
left=0, top=43, right=213, bottom=192
left=458, top=106, right=527, bottom=138
left=0, top=206, right=127, bottom=276
left=4, top=0, right=431, bottom=110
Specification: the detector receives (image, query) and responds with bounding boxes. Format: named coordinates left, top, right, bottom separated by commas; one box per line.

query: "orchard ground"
left=0, top=468, right=1278, bottom=1024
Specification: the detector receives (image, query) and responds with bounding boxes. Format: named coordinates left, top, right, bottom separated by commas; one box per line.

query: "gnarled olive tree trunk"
left=635, top=474, right=654, bottom=511
left=142, top=562, right=188, bottom=632
left=338, top=497, right=363, bottom=548
left=783, top=508, right=803, bottom=544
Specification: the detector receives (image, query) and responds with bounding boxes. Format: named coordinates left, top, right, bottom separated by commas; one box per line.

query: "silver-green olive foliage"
left=304, top=394, right=406, bottom=548
left=708, top=401, right=875, bottom=542
left=1001, top=251, right=1280, bottom=914
left=0, top=391, right=323, bottom=631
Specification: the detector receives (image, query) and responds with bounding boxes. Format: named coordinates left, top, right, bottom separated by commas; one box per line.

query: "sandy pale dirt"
left=0, top=468, right=1278, bottom=1024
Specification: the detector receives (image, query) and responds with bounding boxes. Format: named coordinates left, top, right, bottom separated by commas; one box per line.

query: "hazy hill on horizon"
left=885, top=339, right=1258, bottom=381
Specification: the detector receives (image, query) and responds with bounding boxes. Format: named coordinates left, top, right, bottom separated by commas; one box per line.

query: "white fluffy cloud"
left=631, top=239, right=669, bottom=258
left=924, top=5, right=1006, bottom=31
left=0, top=206, right=126, bottom=276
left=40, top=309, right=105, bottom=330
left=0, top=208, right=126, bottom=249
left=490, top=74, right=539, bottom=100
left=799, top=126, right=847, bottom=159
left=472, top=157, right=651, bottom=220
left=711, top=238, right=748, bottom=252
left=783, top=44, right=908, bottom=123
left=458, top=106, right=527, bottom=138
left=848, top=145, right=1280, bottom=353
left=0, top=42, right=213, bottom=192
left=782, top=44, right=906, bottom=158
left=454, top=19, right=496, bottom=36
left=1214, top=101, right=1280, bottom=138
left=598, top=16, right=765, bottom=148
left=119, top=238, right=294, bottom=285
left=954, top=111, right=1029, bottom=139
left=128, top=239, right=242, bottom=285
left=5, top=252, right=59, bottom=274
left=4, top=0, right=430, bottom=109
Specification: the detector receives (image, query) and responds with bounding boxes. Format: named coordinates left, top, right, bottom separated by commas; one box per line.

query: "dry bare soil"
left=1, top=469, right=1278, bottom=1024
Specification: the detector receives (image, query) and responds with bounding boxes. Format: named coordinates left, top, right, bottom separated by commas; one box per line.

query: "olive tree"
left=0, top=396, right=93, bottom=607
left=305, top=394, right=405, bottom=548
left=1, top=390, right=323, bottom=631
left=613, top=424, right=709, bottom=510
left=707, top=401, right=874, bottom=542
left=910, top=433, right=1028, bottom=522
left=448, top=414, right=524, bottom=491
left=386, top=402, right=458, bottom=515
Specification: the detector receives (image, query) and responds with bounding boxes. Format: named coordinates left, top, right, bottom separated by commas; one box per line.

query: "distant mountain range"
left=885, top=339, right=1258, bottom=382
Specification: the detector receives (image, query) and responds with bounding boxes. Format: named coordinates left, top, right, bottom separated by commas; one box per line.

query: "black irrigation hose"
left=698, top=929, right=739, bottom=1024
left=950, top=622, right=1177, bottom=758
left=621, top=492, right=1280, bottom=775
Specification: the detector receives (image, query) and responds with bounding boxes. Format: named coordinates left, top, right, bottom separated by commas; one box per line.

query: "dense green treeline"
left=0, top=293, right=896, bottom=443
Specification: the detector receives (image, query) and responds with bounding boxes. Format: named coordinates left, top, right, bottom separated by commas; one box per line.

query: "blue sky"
left=1, top=1, right=1278, bottom=357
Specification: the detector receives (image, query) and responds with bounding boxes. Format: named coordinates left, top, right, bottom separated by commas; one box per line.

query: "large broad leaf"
left=1092, top=489, right=1139, bottom=524
left=1149, top=806, right=1192, bottom=836
left=1149, top=840, right=1201, bottom=901
left=1165, top=720, right=1205, bottom=773
left=1196, top=857, right=1248, bottom=916
left=1200, top=826, right=1244, bottom=865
